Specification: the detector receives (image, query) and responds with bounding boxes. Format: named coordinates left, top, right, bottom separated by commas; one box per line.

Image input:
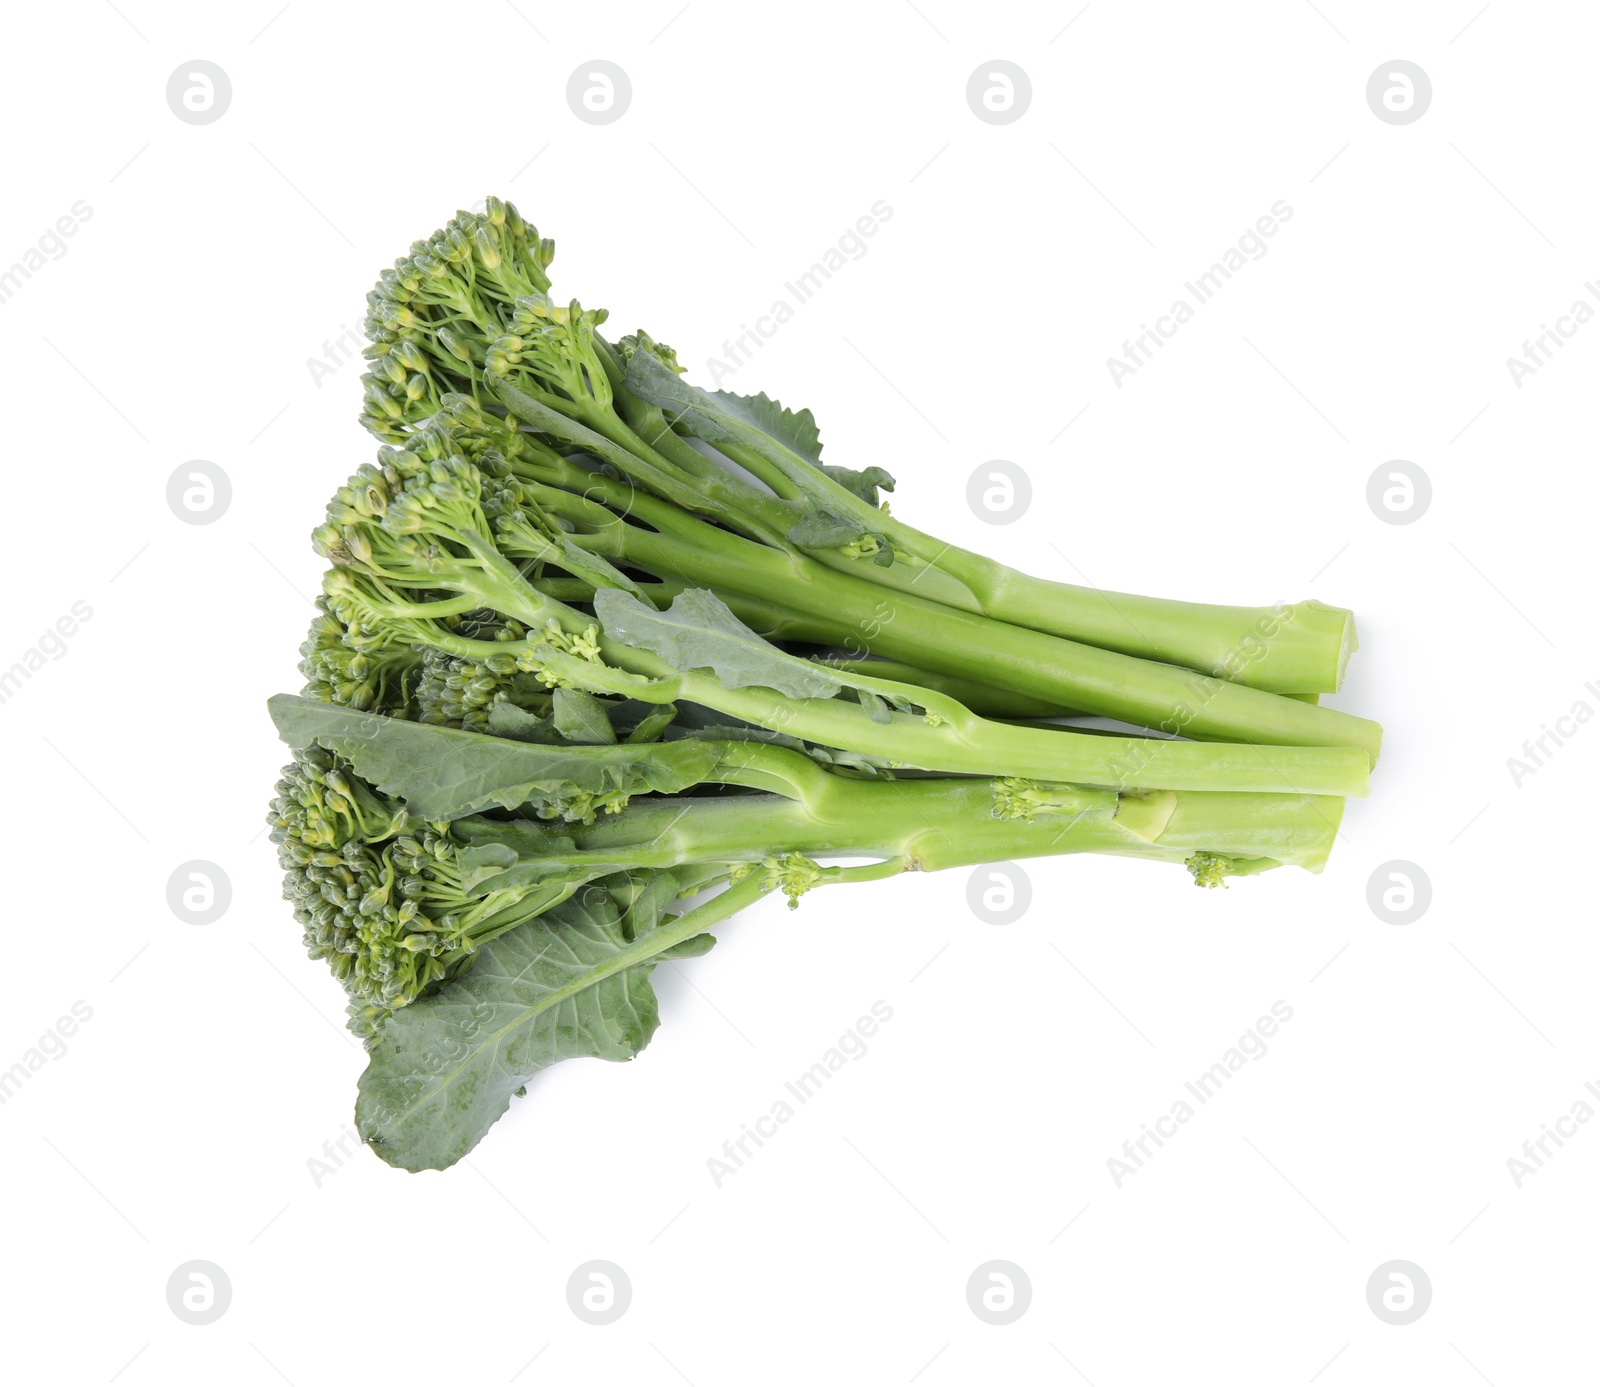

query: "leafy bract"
left=356, top=884, right=671, bottom=1171
left=625, top=702, right=678, bottom=744
left=356, top=869, right=759, bottom=1172
left=485, top=700, right=562, bottom=742
left=625, top=351, right=898, bottom=559
left=819, top=462, right=896, bottom=506
left=626, top=350, right=826, bottom=464
left=726, top=391, right=824, bottom=465
left=622, top=355, right=895, bottom=503
left=268, top=693, right=721, bottom=821
left=552, top=536, right=646, bottom=599
left=593, top=588, right=845, bottom=701
left=785, top=512, right=866, bottom=548
left=551, top=687, right=616, bottom=744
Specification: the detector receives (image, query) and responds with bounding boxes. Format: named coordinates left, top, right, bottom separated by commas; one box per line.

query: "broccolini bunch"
left=264, top=195, right=1382, bottom=1170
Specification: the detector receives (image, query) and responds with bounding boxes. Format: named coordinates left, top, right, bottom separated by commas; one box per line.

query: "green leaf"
left=625, top=349, right=824, bottom=463
left=607, top=871, right=680, bottom=940
left=624, top=352, right=904, bottom=562
left=485, top=700, right=560, bottom=743
left=356, top=870, right=771, bottom=1170
left=625, top=357, right=892, bottom=503
left=593, top=588, right=845, bottom=701
left=625, top=702, right=678, bottom=744
left=356, top=886, right=667, bottom=1172
left=819, top=463, right=896, bottom=504
left=268, top=694, right=721, bottom=821
left=552, top=687, right=617, bottom=744
left=553, top=536, right=646, bottom=599
left=785, top=511, right=866, bottom=548
left=658, top=933, right=716, bottom=959
left=857, top=689, right=892, bottom=724
left=715, top=391, right=823, bottom=465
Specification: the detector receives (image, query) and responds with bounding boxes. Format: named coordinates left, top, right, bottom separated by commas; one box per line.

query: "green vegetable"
left=263, top=194, right=1387, bottom=1172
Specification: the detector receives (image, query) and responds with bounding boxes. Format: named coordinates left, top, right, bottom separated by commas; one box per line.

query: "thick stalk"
left=529, top=641, right=1371, bottom=798
left=477, top=778, right=1344, bottom=885
left=803, top=539, right=1357, bottom=697
left=347, top=512, right=1373, bottom=797
left=391, top=603, right=1366, bottom=797
left=618, top=365, right=1356, bottom=694
left=773, top=459, right=1356, bottom=695
left=529, top=486, right=1381, bottom=761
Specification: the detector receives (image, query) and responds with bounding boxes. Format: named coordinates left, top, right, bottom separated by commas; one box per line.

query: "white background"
left=1, top=2, right=1595, bottom=1383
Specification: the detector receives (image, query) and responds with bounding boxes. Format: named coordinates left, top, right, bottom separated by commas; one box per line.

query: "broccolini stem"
left=484, top=778, right=1344, bottom=879
left=810, top=545, right=1359, bottom=699
left=377, top=620, right=1368, bottom=798
left=535, top=485, right=1381, bottom=761
left=643, top=393, right=1357, bottom=696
